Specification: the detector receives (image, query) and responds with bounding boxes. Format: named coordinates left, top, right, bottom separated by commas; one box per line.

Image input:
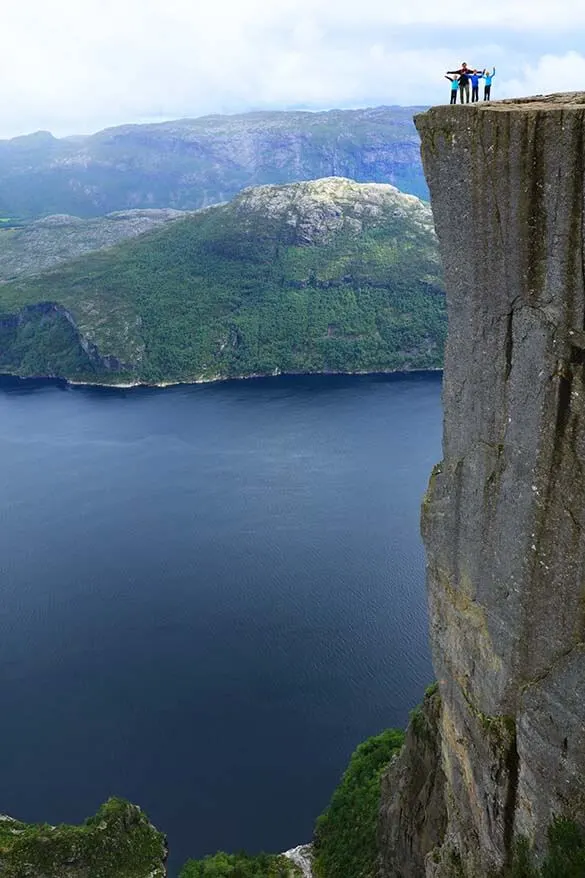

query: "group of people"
left=445, top=63, right=496, bottom=104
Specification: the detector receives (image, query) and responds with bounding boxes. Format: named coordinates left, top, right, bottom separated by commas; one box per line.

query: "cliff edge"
left=380, top=93, right=585, bottom=876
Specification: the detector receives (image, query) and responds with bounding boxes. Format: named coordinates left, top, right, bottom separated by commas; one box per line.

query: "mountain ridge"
left=0, top=107, right=427, bottom=218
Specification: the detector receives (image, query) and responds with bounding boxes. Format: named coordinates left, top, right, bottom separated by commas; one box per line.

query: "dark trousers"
left=450, top=91, right=457, bottom=104
left=484, top=85, right=491, bottom=101
left=459, top=81, right=470, bottom=103
left=471, top=86, right=479, bottom=102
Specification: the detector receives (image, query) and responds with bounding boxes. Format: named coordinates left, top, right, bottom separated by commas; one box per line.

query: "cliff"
left=0, top=177, right=444, bottom=384
left=0, top=107, right=427, bottom=219
left=379, top=93, right=585, bottom=876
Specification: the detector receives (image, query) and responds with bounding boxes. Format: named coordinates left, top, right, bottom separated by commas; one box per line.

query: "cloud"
left=0, top=0, right=584, bottom=137
left=500, top=51, right=585, bottom=99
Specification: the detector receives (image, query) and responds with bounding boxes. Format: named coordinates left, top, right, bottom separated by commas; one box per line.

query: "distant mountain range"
left=0, top=177, right=444, bottom=384
left=0, top=107, right=427, bottom=219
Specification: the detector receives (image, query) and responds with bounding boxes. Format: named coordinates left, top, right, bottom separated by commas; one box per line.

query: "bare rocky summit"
left=233, top=177, right=433, bottom=245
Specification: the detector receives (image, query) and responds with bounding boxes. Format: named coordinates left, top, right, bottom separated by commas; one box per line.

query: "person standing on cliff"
left=446, top=63, right=473, bottom=104
left=470, top=69, right=484, bottom=102
left=484, top=67, right=496, bottom=100
left=445, top=74, right=459, bottom=105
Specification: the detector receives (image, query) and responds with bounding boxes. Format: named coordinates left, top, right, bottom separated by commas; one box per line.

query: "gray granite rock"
left=380, top=93, right=585, bottom=877
left=379, top=689, right=446, bottom=877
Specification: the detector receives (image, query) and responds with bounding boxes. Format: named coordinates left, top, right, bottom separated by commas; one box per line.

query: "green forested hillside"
left=179, top=852, right=301, bottom=878
left=313, top=729, right=405, bottom=878
left=0, top=177, right=444, bottom=384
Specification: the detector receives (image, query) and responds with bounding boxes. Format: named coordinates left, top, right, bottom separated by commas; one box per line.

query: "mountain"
left=0, top=209, right=192, bottom=282
left=0, top=177, right=444, bottom=384
left=0, top=107, right=427, bottom=219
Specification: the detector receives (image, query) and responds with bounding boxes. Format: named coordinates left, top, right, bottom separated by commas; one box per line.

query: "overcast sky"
left=2, top=0, right=584, bottom=138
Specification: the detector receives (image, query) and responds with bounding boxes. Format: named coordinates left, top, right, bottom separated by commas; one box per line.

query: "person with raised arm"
left=470, top=69, right=484, bottom=103
left=484, top=67, right=496, bottom=100
left=445, top=74, right=459, bottom=105
left=446, top=62, right=474, bottom=104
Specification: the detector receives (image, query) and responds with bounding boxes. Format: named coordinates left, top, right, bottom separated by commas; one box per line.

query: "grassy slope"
left=0, top=181, right=445, bottom=384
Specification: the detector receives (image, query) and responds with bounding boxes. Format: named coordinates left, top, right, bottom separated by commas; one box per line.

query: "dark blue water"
left=0, top=372, right=441, bottom=875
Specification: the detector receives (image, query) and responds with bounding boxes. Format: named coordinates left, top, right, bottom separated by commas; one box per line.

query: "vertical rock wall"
left=381, top=94, right=585, bottom=877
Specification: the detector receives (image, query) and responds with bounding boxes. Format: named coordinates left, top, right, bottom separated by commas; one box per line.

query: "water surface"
left=0, top=372, right=441, bottom=874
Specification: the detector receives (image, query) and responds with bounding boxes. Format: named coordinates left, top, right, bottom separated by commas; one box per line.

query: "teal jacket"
left=484, top=68, right=496, bottom=86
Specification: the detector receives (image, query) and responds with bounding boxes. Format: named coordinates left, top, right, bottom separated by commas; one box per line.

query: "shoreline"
left=0, top=366, right=443, bottom=392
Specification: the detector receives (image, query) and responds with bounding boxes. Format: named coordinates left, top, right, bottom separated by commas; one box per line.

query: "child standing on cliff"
left=470, top=70, right=484, bottom=102
left=445, top=74, right=459, bottom=105
left=484, top=67, right=496, bottom=100
left=446, top=63, right=477, bottom=104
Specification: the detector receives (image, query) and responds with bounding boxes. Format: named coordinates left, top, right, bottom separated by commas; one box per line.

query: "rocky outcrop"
left=0, top=208, right=191, bottom=282
left=283, top=844, right=314, bottom=878
left=379, top=93, right=585, bottom=876
left=233, top=177, right=434, bottom=245
left=0, top=798, right=167, bottom=877
left=379, top=688, right=446, bottom=878
left=0, top=107, right=427, bottom=219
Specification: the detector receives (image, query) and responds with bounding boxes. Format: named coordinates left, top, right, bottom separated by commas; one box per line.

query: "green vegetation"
left=509, top=820, right=585, bottom=878
left=0, top=306, right=97, bottom=377
left=0, top=179, right=444, bottom=384
left=179, top=852, right=301, bottom=878
left=0, top=217, right=24, bottom=228
left=0, top=797, right=166, bottom=877
left=313, top=728, right=405, bottom=878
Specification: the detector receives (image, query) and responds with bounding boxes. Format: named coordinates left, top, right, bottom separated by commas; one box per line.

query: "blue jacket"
left=470, top=72, right=484, bottom=87
left=484, top=68, right=496, bottom=86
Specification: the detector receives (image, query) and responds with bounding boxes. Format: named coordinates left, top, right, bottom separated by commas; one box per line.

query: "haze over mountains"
left=0, top=107, right=427, bottom=219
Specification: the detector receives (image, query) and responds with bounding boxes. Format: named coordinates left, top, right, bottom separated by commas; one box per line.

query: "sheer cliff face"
left=382, top=94, right=585, bottom=877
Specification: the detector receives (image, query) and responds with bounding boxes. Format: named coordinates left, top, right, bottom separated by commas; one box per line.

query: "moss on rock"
left=0, top=797, right=167, bottom=878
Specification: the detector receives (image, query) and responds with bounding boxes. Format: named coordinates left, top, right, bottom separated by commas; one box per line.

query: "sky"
left=1, top=0, right=584, bottom=138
